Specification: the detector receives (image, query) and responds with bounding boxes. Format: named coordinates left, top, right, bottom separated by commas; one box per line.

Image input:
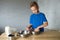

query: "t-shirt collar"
left=33, top=12, right=40, bottom=15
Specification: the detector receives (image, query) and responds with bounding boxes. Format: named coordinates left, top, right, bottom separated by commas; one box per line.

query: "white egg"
left=27, top=31, right=30, bottom=34
left=20, top=34, right=24, bottom=37
left=24, top=30, right=28, bottom=35
left=32, top=31, right=35, bottom=35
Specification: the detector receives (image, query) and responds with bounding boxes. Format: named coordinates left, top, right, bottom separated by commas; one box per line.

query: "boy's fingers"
left=26, top=27, right=31, bottom=31
left=34, top=29, right=39, bottom=32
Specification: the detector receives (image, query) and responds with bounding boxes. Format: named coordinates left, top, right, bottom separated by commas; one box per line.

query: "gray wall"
left=0, top=0, right=60, bottom=34
left=0, top=0, right=37, bottom=33
left=38, top=0, right=60, bottom=30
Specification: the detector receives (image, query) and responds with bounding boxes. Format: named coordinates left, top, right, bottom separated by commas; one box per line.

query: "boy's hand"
left=26, top=27, right=30, bottom=31
left=34, top=28, right=39, bottom=32
left=26, top=24, right=32, bottom=31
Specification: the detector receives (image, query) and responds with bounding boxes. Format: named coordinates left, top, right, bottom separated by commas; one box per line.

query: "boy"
left=26, top=1, right=48, bottom=32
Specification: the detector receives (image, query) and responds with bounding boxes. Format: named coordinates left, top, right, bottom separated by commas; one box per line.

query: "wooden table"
left=0, top=31, right=60, bottom=40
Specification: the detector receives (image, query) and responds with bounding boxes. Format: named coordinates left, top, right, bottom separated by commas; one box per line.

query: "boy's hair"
left=30, top=1, right=39, bottom=9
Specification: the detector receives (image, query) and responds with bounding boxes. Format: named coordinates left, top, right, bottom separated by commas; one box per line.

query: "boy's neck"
left=34, top=11, right=40, bottom=14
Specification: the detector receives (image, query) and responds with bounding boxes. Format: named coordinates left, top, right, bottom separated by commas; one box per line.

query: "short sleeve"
left=42, top=13, right=47, bottom=22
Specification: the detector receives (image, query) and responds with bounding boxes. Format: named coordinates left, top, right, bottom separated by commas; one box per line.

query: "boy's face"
left=30, top=6, right=38, bottom=14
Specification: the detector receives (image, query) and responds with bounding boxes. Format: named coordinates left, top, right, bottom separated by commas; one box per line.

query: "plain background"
left=38, top=0, right=60, bottom=30
left=0, top=0, right=37, bottom=34
left=0, top=0, right=60, bottom=34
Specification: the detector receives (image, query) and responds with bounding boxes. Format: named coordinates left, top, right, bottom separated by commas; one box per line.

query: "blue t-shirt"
left=30, top=12, right=47, bottom=32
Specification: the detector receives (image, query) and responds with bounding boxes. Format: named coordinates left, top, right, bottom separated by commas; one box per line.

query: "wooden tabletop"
left=0, top=31, right=60, bottom=40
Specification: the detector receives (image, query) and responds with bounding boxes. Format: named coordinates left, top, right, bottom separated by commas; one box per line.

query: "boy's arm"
left=37, top=22, right=48, bottom=29
left=34, top=22, right=48, bottom=32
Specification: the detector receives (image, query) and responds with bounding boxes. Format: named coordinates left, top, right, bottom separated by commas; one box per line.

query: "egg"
left=24, top=30, right=28, bottom=35
left=32, top=31, right=35, bottom=35
left=27, top=31, right=30, bottom=34
left=20, top=34, right=24, bottom=37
